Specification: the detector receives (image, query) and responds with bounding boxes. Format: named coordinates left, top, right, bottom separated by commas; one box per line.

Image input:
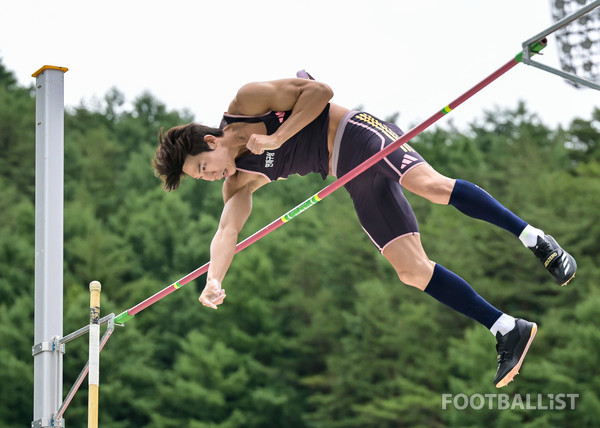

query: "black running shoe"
left=494, top=319, right=537, bottom=388
left=529, top=235, right=577, bottom=286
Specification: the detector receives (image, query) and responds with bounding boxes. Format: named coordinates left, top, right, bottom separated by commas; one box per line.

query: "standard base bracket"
left=32, top=337, right=65, bottom=356
left=31, top=416, right=65, bottom=428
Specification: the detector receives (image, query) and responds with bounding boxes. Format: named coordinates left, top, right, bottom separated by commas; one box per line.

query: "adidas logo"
left=401, top=154, right=419, bottom=169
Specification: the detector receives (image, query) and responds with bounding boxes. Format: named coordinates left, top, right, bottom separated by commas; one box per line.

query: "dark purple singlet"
left=221, top=105, right=330, bottom=181
left=221, top=93, right=428, bottom=252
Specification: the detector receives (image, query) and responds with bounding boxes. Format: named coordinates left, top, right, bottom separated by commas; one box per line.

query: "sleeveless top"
left=220, top=104, right=330, bottom=181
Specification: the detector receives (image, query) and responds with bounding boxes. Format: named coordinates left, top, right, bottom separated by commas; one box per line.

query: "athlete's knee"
left=403, top=166, right=455, bottom=204
left=394, top=259, right=435, bottom=290
left=420, top=175, right=455, bottom=204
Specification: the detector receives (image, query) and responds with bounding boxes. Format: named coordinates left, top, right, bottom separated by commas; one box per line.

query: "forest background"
left=1, top=58, right=599, bottom=427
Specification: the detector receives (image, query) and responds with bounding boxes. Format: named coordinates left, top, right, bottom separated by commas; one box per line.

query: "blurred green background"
left=1, top=59, right=599, bottom=427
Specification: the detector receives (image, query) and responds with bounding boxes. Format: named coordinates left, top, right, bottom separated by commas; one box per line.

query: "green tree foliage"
left=1, top=56, right=599, bottom=427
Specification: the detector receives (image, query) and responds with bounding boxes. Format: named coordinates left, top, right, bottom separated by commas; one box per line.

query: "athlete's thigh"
left=344, top=171, right=419, bottom=253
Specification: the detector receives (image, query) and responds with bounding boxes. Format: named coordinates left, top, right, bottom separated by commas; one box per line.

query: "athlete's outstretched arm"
left=199, top=172, right=269, bottom=309
left=228, top=78, right=333, bottom=154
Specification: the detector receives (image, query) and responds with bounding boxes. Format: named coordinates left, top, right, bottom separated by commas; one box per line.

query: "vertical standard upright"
left=32, top=65, right=68, bottom=428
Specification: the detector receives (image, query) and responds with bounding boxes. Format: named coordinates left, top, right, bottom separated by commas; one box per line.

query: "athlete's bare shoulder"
left=222, top=169, right=270, bottom=203
left=227, top=79, right=332, bottom=116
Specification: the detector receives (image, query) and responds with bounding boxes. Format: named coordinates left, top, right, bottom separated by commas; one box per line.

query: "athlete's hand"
left=246, top=133, right=282, bottom=155
left=199, top=278, right=227, bottom=309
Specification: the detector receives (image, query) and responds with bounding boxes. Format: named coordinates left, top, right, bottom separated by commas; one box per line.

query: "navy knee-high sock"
left=449, top=179, right=527, bottom=237
left=424, top=264, right=502, bottom=329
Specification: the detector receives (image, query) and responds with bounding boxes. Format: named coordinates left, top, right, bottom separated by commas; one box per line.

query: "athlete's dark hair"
left=153, top=123, right=223, bottom=191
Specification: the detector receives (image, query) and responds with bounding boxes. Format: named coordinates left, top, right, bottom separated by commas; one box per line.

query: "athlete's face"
left=182, top=136, right=236, bottom=182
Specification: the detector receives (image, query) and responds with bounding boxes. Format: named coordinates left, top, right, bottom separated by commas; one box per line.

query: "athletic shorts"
left=331, top=111, right=427, bottom=252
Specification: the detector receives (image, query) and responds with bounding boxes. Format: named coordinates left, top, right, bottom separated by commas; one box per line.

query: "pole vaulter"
left=114, top=39, right=547, bottom=325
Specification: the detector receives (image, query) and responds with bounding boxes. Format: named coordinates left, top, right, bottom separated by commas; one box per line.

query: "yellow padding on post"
left=32, top=65, right=69, bottom=77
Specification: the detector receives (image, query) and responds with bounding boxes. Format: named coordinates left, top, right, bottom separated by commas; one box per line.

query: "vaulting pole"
left=114, top=39, right=547, bottom=325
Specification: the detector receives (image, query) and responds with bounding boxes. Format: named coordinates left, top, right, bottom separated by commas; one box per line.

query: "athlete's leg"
left=382, top=234, right=536, bottom=388
left=382, top=234, right=504, bottom=330
left=401, top=163, right=576, bottom=285
left=399, top=163, right=456, bottom=205
left=401, top=163, right=528, bottom=235
left=381, top=233, right=435, bottom=290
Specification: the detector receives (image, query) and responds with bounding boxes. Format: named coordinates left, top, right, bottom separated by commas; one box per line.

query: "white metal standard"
left=32, top=65, right=68, bottom=428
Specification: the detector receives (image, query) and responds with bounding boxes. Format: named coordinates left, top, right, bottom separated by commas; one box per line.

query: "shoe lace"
left=497, top=350, right=513, bottom=364
left=496, top=336, right=513, bottom=364
left=532, top=238, right=553, bottom=259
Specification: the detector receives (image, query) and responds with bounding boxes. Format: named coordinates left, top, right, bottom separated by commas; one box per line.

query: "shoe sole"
left=560, top=272, right=576, bottom=287
left=495, top=323, right=537, bottom=388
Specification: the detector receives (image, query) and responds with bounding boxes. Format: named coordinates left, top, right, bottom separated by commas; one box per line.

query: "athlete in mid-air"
left=153, top=71, right=576, bottom=387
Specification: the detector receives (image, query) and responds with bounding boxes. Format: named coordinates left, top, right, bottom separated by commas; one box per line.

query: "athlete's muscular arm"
left=228, top=78, right=333, bottom=154
left=199, top=172, right=269, bottom=309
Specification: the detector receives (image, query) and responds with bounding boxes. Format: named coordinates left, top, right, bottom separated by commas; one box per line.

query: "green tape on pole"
left=114, top=311, right=135, bottom=324
left=281, top=194, right=321, bottom=223
left=515, top=39, right=547, bottom=63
